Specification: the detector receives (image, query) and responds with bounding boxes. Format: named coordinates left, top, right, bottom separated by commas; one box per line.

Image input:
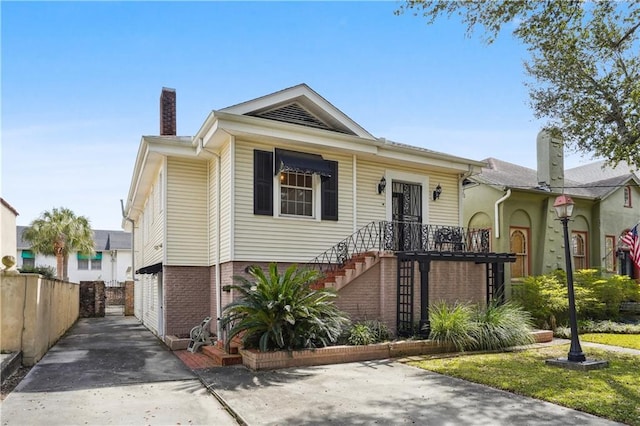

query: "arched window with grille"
left=509, top=228, right=529, bottom=278
left=571, top=231, right=588, bottom=270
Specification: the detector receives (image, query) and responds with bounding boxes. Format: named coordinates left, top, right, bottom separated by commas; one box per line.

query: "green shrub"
left=348, top=324, right=374, bottom=345
left=220, top=263, right=349, bottom=352
left=428, top=302, right=477, bottom=351
left=18, top=264, right=56, bottom=279
left=347, top=319, right=391, bottom=345
left=512, top=274, right=567, bottom=328
left=513, top=270, right=640, bottom=326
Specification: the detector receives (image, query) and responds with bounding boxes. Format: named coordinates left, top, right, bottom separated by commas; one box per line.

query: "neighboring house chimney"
left=536, top=129, right=564, bottom=190
left=160, top=87, right=176, bottom=136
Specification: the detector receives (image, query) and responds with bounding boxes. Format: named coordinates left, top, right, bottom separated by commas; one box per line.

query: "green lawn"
left=408, top=345, right=640, bottom=425
left=580, top=333, right=640, bottom=350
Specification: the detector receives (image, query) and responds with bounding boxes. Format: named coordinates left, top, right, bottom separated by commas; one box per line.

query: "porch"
left=308, top=221, right=515, bottom=337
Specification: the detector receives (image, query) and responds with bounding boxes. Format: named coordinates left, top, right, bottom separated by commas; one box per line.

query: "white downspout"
left=199, top=137, right=223, bottom=339
left=352, top=155, right=357, bottom=233
left=213, top=151, right=223, bottom=340
left=217, top=153, right=223, bottom=340
left=494, top=189, right=512, bottom=239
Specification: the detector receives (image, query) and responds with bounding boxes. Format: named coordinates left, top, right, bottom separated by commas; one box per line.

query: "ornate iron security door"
left=392, top=182, right=422, bottom=251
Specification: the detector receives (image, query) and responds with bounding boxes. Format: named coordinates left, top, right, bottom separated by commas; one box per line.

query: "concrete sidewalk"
left=193, top=359, right=622, bottom=425
left=0, top=316, right=238, bottom=426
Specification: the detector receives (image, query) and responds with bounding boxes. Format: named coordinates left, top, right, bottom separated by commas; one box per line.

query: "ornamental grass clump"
left=220, top=263, right=349, bottom=352
left=428, top=302, right=477, bottom=351
left=468, top=302, right=535, bottom=351
left=428, top=301, right=535, bottom=352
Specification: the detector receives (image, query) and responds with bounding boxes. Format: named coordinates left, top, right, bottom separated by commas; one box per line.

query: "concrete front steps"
left=173, top=339, right=242, bottom=369
left=201, top=341, right=243, bottom=366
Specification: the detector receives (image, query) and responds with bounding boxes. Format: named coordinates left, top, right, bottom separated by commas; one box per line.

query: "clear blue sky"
left=1, top=1, right=591, bottom=230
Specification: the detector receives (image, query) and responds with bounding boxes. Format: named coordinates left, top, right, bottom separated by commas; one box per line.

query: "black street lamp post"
left=553, top=195, right=586, bottom=362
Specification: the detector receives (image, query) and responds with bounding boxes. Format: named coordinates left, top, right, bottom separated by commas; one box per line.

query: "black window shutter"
left=321, top=160, right=338, bottom=221
left=254, top=150, right=273, bottom=216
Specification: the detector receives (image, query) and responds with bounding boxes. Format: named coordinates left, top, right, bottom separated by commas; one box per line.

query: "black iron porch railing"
left=307, top=221, right=490, bottom=276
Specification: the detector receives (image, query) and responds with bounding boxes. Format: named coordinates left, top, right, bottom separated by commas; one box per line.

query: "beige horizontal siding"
left=356, top=160, right=460, bottom=227
left=219, top=143, right=232, bottom=263
left=166, top=158, right=209, bottom=266
left=356, top=160, right=388, bottom=228
left=426, top=170, right=459, bottom=226
left=233, top=140, right=353, bottom=263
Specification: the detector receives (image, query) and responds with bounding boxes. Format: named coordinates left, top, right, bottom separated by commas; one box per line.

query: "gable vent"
left=250, top=103, right=347, bottom=133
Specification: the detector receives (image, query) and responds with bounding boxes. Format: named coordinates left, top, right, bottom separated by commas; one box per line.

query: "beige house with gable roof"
left=124, top=84, right=515, bottom=342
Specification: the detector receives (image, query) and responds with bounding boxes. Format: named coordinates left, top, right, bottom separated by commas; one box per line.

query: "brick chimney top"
left=160, top=87, right=176, bottom=136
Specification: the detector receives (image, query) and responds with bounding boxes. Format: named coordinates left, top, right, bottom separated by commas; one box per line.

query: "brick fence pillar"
left=124, top=281, right=134, bottom=316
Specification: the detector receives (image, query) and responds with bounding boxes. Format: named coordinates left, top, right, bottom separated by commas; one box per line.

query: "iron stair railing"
left=307, top=221, right=490, bottom=276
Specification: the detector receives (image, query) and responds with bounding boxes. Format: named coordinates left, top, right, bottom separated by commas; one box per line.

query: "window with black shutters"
left=253, top=149, right=338, bottom=220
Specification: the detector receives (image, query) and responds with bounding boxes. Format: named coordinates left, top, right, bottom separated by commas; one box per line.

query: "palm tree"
left=22, top=207, right=95, bottom=280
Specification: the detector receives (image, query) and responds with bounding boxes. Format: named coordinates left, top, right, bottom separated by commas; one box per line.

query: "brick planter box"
left=238, top=329, right=553, bottom=370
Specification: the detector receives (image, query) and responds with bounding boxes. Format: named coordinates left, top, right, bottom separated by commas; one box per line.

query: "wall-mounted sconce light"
left=377, top=176, right=386, bottom=194
left=433, top=184, right=442, bottom=201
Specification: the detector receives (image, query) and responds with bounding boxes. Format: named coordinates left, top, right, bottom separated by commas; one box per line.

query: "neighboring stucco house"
left=16, top=226, right=132, bottom=285
left=1, top=199, right=19, bottom=270
left=124, top=84, right=518, bottom=341
left=463, top=130, right=640, bottom=295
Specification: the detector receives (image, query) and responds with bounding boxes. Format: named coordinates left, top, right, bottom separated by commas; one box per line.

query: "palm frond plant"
left=22, top=207, right=94, bottom=280
left=220, top=263, right=349, bottom=352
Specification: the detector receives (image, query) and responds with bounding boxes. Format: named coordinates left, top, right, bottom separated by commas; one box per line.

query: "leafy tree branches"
left=397, top=1, right=640, bottom=168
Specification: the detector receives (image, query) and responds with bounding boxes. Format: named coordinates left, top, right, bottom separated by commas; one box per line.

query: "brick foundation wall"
left=163, top=266, right=210, bottom=336
left=334, top=264, right=381, bottom=321
left=430, top=261, right=486, bottom=305
left=212, top=256, right=487, bottom=340
left=379, top=254, right=398, bottom=336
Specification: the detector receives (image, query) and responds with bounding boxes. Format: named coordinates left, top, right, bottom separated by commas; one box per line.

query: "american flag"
left=622, top=224, right=640, bottom=269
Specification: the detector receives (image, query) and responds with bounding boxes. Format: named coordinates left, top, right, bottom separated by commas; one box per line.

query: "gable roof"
left=472, top=158, right=638, bottom=200
left=219, top=84, right=375, bottom=139
left=17, top=226, right=131, bottom=251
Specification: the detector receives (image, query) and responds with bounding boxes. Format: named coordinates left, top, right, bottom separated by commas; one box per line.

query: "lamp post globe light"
left=553, top=194, right=586, bottom=363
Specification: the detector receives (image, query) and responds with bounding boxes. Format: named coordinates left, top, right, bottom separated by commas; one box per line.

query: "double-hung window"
left=280, top=171, right=314, bottom=217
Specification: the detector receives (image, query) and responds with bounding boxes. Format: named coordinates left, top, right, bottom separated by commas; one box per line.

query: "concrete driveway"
left=196, top=360, right=622, bottom=425
left=0, top=316, right=238, bottom=426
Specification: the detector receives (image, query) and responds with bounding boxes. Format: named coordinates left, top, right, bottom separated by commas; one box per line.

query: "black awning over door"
left=136, top=262, right=163, bottom=274
left=275, top=149, right=333, bottom=177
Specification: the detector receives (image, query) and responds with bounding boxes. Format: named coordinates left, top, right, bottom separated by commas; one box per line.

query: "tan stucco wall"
left=0, top=272, right=79, bottom=365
